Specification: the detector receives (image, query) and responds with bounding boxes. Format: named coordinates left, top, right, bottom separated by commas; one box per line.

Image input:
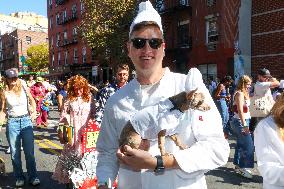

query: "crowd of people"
left=0, top=1, right=283, bottom=189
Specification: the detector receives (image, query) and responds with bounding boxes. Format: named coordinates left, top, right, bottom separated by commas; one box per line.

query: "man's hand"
left=117, top=145, right=156, bottom=171
left=30, top=111, right=38, bottom=122
left=241, top=126, right=250, bottom=135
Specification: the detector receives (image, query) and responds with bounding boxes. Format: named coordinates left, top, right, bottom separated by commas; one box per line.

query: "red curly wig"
left=66, top=75, right=91, bottom=102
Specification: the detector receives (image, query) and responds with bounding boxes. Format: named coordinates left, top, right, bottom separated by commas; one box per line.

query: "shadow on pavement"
left=38, top=147, right=62, bottom=155
left=0, top=171, right=65, bottom=189
left=206, top=166, right=263, bottom=186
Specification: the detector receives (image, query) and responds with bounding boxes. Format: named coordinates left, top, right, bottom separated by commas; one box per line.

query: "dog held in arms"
left=119, top=89, right=211, bottom=156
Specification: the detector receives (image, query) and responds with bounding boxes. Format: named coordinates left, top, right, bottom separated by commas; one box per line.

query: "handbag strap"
left=22, top=86, right=30, bottom=114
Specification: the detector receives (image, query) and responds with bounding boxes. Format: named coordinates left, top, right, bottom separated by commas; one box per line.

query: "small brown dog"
left=119, top=89, right=210, bottom=156
left=0, top=157, right=6, bottom=175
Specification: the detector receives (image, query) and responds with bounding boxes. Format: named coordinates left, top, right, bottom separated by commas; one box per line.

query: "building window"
left=82, top=47, right=86, bottom=64
left=26, top=36, right=31, bottom=44
left=206, top=16, right=219, bottom=51
left=197, top=64, right=217, bottom=82
left=50, top=36, right=53, bottom=47
left=0, top=51, right=3, bottom=61
left=49, top=0, right=52, bottom=8
left=56, top=13, right=60, bottom=25
left=155, top=0, right=165, bottom=12
left=80, top=0, right=84, bottom=14
left=58, top=52, right=61, bottom=65
left=64, top=50, right=68, bottom=65
left=207, top=0, right=216, bottom=6
left=91, top=48, right=96, bottom=61
left=51, top=53, right=54, bottom=66
left=56, top=33, right=60, bottom=47
left=180, top=0, right=189, bottom=6
left=72, top=5, right=77, bottom=18
left=73, top=48, right=78, bottom=64
left=177, top=20, right=191, bottom=48
left=63, top=30, right=68, bottom=45
left=72, top=27, right=78, bottom=42
left=63, top=10, right=67, bottom=22
left=49, top=16, right=53, bottom=29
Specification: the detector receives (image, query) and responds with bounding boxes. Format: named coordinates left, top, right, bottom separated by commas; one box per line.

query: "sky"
left=0, top=0, right=47, bottom=17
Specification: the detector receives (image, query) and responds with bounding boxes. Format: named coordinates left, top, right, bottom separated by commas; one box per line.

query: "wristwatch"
left=154, top=155, right=165, bottom=175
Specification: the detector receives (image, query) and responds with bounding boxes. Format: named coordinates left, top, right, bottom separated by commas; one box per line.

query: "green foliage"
left=25, top=43, right=49, bottom=72
left=80, top=0, right=138, bottom=64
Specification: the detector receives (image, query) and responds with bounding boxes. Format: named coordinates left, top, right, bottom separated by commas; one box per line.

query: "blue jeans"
left=6, top=116, right=38, bottom=181
left=230, top=118, right=254, bottom=168
left=215, top=99, right=230, bottom=134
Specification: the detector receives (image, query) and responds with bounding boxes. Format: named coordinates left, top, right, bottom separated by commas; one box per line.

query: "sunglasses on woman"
left=131, top=38, right=163, bottom=49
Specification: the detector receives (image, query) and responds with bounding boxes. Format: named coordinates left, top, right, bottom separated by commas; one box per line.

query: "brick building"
left=47, top=0, right=99, bottom=82
left=251, top=0, right=284, bottom=80
left=153, top=0, right=252, bottom=81
left=0, top=29, right=48, bottom=73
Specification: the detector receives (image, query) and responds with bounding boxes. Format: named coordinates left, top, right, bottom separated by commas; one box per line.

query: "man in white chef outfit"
left=96, top=1, right=230, bottom=188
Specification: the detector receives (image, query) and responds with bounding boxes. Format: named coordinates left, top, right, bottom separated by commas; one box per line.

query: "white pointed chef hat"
left=129, top=0, right=163, bottom=37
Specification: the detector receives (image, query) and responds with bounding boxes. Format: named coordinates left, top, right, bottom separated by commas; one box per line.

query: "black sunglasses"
left=131, top=38, right=163, bottom=49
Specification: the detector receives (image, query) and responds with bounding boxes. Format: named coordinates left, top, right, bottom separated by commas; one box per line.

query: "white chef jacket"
left=96, top=67, right=230, bottom=189
left=254, top=116, right=284, bottom=189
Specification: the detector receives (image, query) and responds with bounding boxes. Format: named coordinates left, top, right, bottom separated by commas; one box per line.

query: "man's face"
left=116, top=68, right=129, bottom=85
left=258, top=75, right=269, bottom=82
left=127, top=26, right=165, bottom=78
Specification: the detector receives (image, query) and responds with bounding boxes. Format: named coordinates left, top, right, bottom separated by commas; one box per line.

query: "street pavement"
left=0, top=107, right=262, bottom=189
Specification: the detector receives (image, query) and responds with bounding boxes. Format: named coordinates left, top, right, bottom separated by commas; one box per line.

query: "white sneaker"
left=235, top=167, right=253, bottom=179
left=30, top=178, right=40, bottom=186
left=6, top=147, right=10, bottom=154
left=6, top=146, right=23, bottom=153
left=16, top=180, right=25, bottom=187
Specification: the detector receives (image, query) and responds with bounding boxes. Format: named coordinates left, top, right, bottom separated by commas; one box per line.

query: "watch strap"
left=154, top=155, right=165, bottom=174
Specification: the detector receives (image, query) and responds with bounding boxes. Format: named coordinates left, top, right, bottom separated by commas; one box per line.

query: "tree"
left=25, top=43, right=49, bottom=72
left=80, top=0, right=138, bottom=64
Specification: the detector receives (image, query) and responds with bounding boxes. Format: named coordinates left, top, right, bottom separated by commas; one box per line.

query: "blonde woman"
left=0, top=68, right=39, bottom=187
left=254, top=93, right=284, bottom=189
left=230, top=75, right=254, bottom=178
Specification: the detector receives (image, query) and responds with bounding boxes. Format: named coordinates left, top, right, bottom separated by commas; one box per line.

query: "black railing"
left=56, top=0, right=68, bottom=5
left=58, top=14, right=78, bottom=25
left=59, top=37, right=78, bottom=47
left=156, top=0, right=191, bottom=14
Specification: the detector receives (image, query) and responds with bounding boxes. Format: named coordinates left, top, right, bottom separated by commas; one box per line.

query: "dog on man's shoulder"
left=0, top=157, right=6, bottom=175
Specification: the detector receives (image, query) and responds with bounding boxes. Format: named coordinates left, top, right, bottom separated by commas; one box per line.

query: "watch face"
left=154, top=167, right=165, bottom=175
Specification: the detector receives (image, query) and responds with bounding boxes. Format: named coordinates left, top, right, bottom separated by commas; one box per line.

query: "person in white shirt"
left=253, top=69, right=279, bottom=117
left=254, top=92, right=284, bottom=189
left=96, top=1, right=230, bottom=189
left=0, top=68, right=40, bottom=187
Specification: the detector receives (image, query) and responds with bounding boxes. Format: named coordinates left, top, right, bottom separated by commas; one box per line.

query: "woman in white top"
left=0, top=68, right=39, bottom=187
left=230, top=75, right=254, bottom=179
left=254, top=93, right=284, bottom=189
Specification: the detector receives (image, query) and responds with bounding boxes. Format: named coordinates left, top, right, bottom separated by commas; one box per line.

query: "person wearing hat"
left=0, top=68, right=40, bottom=187
left=30, top=76, right=48, bottom=127
left=252, top=68, right=279, bottom=122
left=96, top=1, right=229, bottom=189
